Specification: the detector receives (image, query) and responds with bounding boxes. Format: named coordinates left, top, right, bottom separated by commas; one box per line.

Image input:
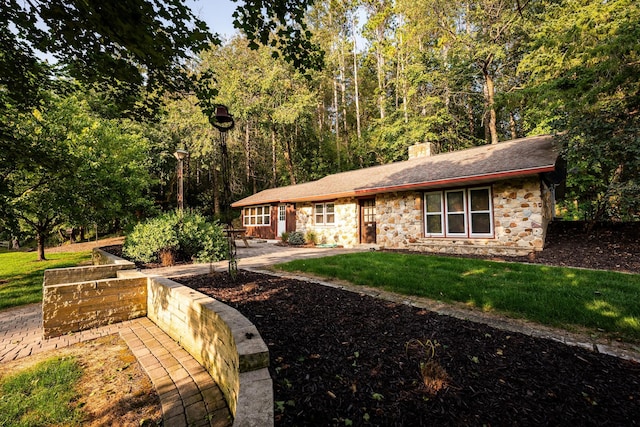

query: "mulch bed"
left=103, top=221, right=640, bottom=425
left=176, top=271, right=640, bottom=426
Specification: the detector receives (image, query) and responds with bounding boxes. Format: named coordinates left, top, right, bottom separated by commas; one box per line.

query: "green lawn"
left=0, top=356, right=83, bottom=426
left=0, top=250, right=91, bottom=310
left=276, top=252, right=640, bottom=343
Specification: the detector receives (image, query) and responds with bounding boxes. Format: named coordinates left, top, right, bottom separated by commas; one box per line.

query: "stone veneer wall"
left=376, top=191, right=424, bottom=248
left=296, top=198, right=359, bottom=247
left=379, top=177, right=552, bottom=256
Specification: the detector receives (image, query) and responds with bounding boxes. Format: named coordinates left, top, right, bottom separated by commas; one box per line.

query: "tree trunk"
left=283, top=131, right=297, bottom=185
left=339, top=44, right=348, bottom=136
left=333, top=77, right=341, bottom=168
left=352, top=18, right=362, bottom=139
left=376, top=43, right=385, bottom=119
left=36, top=230, right=46, bottom=261
left=510, top=111, right=518, bottom=139
left=271, top=128, right=277, bottom=187
left=245, top=121, right=251, bottom=185
left=483, top=67, right=499, bottom=144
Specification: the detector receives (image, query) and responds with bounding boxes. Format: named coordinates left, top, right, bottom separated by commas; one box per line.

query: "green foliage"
left=1, top=91, right=155, bottom=260
left=287, top=231, right=305, bottom=246
left=0, top=356, right=83, bottom=426
left=519, top=0, right=640, bottom=220
left=277, top=252, right=640, bottom=342
left=304, top=230, right=318, bottom=245
left=0, top=251, right=91, bottom=310
left=280, top=232, right=290, bottom=243
left=123, top=211, right=227, bottom=264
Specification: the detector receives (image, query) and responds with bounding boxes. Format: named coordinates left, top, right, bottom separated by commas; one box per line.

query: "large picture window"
left=243, top=205, right=271, bottom=226
left=315, top=202, right=335, bottom=225
left=424, top=187, right=493, bottom=238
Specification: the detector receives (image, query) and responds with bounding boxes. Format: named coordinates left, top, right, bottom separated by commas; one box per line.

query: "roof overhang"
left=231, top=165, right=555, bottom=207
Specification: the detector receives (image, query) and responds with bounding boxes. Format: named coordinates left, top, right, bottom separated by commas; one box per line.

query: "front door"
left=360, top=199, right=376, bottom=244
left=277, top=204, right=287, bottom=237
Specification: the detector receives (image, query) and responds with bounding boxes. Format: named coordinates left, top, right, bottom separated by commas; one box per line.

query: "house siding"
left=240, top=177, right=553, bottom=255
left=296, top=198, right=359, bottom=247
left=243, top=205, right=277, bottom=239
left=376, top=192, right=424, bottom=247
left=402, top=177, right=550, bottom=256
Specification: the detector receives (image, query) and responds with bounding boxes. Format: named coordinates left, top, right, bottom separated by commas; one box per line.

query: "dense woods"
left=1, top=0, right=638, bottom=256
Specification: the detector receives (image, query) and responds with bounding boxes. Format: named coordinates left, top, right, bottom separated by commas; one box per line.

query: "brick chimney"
left=408, top=142, right=434, bottom=159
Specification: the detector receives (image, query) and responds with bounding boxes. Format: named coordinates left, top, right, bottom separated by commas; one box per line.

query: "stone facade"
left=296, top=197, right=359, bottom=247
left=293, top=177, right=553, bottom=256
left=376, top=191, right=424, bottom=247
left=404, top=177, right=552, bottom=256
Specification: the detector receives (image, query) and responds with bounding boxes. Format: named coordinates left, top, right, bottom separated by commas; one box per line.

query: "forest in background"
left=1, top=0, right=638, bottom=256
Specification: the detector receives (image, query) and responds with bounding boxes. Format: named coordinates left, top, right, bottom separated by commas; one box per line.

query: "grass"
left=0, top=356, right=83, bottom=426
left=276, top=252, right=640, bottom=343
left=0, top=250, right=91, bottom=310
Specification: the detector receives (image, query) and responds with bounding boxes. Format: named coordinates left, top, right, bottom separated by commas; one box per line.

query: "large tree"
left=4, top=92, right=153, bottom=260
left=519, top=0, right=640, bottom=220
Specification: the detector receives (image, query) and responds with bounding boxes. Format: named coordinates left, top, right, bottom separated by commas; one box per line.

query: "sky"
left=186, top=0, right=239, bottom=39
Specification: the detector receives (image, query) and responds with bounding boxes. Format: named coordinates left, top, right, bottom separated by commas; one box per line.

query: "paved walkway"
left=0, top=304, right=230, bottom=427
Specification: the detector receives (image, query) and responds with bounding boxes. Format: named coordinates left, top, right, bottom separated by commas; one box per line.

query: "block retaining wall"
left=41, top=248, right=273, bottom=426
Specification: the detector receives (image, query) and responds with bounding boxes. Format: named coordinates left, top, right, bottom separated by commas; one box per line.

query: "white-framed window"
left=468, top=187, right=493, bottom=237
left=423, top=187, right=493, bottom=238
left=424, top=192, right=444, bottom=237
left=314, top=202, right=335, bottom=225
left=445, top=189, right=467, bottom=236
left=243, top=205, right=271, bottom=226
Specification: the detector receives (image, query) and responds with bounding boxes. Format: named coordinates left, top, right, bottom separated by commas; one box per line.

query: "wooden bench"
left=224, top=229, right=250, bottom=248
left=0, top=241, right=10, bottom=249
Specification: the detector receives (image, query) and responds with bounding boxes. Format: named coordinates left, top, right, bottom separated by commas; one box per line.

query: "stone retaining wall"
left=146, top=275, right=271, bottom=423
left=42, top=276, right=147, bottom=338
left=42, top=248, right=273, bottom=426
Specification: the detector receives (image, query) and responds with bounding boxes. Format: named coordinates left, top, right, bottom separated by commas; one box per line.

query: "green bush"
left=287, top=231, right=305, bottom=245
left=280, top=232, right=290, bottom=243
left=123, top=211, right=227, bottom=264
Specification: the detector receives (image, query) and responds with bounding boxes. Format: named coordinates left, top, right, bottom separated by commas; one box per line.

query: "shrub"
left=287, top=231, right=305, bottom=246
left=280, top=232, right=290, bottom=243
left=123, top=211, right=227, bottom=265
left=305, top=230, right=318, bottom=245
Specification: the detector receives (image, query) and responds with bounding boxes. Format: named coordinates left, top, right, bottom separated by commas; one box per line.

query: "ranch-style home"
left=231, top=134, right=565, bottom=256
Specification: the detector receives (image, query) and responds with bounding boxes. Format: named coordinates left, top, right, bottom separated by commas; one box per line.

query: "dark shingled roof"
left=232, top=134, right=559, bottom=207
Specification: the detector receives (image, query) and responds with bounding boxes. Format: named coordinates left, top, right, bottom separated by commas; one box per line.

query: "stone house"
left=231, top=134, right=565, bottom=256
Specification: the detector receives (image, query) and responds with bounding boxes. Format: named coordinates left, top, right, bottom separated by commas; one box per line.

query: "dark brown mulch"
left=177, top=271, right=640, bottom=426
left=103, top=221, right=640, bottom=425
left=512, top=221, right=640, bottom=273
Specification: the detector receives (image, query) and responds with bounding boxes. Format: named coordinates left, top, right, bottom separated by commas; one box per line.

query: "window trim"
left=468, top=187, right=494, bottom=238
left=424, top=191, right=445, bottom=237
left=423, top=187, right=494, bottom=238
left=445, top=189, right=468, bottom=237
left=314, top=202, right=336, bottom=226
left=243, top=205, right=271, bottom=227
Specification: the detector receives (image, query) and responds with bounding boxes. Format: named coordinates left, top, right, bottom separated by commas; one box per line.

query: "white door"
left=277, top=204, right=287, bottom=237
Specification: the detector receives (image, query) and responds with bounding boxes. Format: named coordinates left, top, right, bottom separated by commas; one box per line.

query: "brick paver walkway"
left=0, top=303, right=231, bottom=427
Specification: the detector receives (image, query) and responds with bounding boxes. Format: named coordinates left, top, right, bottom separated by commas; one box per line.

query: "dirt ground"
left=0, top=335, right=161, bottom=426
